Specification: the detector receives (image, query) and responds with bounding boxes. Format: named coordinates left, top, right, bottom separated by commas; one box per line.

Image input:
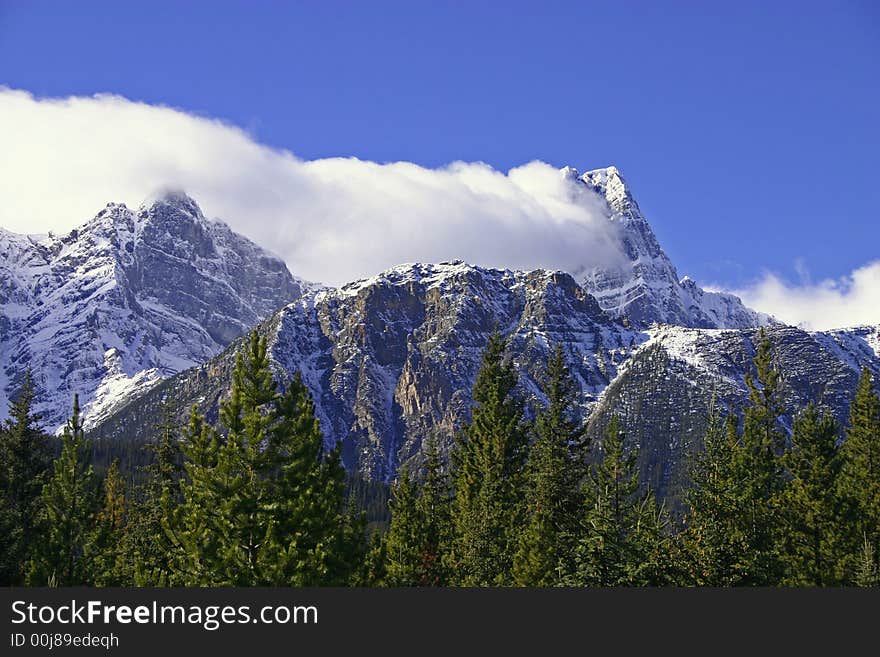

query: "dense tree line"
left=1, top=329, right=878, bottom=587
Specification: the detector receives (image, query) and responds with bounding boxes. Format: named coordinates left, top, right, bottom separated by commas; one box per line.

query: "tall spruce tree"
left=384, top=467, right=422, bottom=585
left=570, top=417, right=672, bottom=586
left=779, top=405, right=846, bottom=585
left=163, top=407, right=221, bottom=584
left=514, top=345, right=586, bottom=586
left=259, top=367, right=362, bottom=586
left=414, top=437, right=451, bottom=586
left=164, top=331, right=359, bottom=585
left=735, top=330, right=787, bottom=584
left=92, top=460, right=128, bottom=586
left=0, top=371, right=53, bottom=585
left=449, top=331, right=528, bottom=586
left=839, top=367, right=880, bottom=581
left=28, top=395, right=100, bottom=585
left=383, top=438, right=451, bottom=586
left=682, top=410, right=750, bottom=585
left=683, top=331, right=787, bottom=586
left=125, top=402, right=183, bottom=585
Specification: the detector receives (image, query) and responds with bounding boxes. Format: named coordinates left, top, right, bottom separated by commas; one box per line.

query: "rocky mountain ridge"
left=0, top=192, right=302, bottom=431
left=4, top=168, right=875, bottom=499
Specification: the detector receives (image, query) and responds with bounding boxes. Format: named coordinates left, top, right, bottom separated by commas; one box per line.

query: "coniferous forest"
left=1, top=329, right=879, bottom=587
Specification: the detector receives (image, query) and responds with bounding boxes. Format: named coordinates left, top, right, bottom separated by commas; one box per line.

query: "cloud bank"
left=0, top=88, right=624, bottom=286
left=733, top=261, right=880, bottom=331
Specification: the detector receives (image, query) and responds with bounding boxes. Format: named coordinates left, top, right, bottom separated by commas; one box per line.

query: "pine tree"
left=839, top=367, right=880, bottom=581
left=384, top=467, right=422, bottom=585
left=682, top=332, right=787, bottom=586
left=383, top=438, right=451, bottom=586
left=414, top=437, right=451, bottom=586
left=92, top=460, right=128, bottom=585
left=0, top=371, right=53, bottom=585
left=855, top=535, right=879, bottom=587
left=449, top=331, right=528, bottom=586
left=355, top=530, right=388, bottom=586
left=628, top=491, right=679, bottom=586
left=779, top=405, right=846, bottom=585
left=164, top=331, right=360, bottom=585
left=682, top=411, right=748, bottom=585
left=260, top=369, right=361, bottom=586
left=735, top=330, right=787, bottom=584
left=514, top=345, right=586, bottom=586
left=570, top=417, right=669, bottom=586
left=28, top=395, right=100, bottom=585
left=163, top=407, right=221, bottom=585
left=125, top=401, right=184, bottom=585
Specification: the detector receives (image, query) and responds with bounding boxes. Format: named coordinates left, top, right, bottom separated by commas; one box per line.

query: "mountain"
left=585, top=323, right=880, bottom=503
left=6, top=167, right=876, bottom=502
left=91, top=260, right=880, bottom=498
left=91, top=261, right=643, bottom=480
left=0, top=192, right=303, bottom=431
left=574, top=166, right=771, bottom=329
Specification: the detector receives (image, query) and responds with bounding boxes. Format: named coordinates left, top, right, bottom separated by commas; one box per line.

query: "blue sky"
left=1, top=1, right=878, bottom=304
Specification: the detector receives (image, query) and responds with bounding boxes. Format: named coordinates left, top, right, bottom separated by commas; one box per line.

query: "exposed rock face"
left=275, top=263, right=637, bottom=480
left=91, top=261, right=880, bottom=497
left=93, top=262, right=642, bottom=480
left=0, top=192, right=303, bottom=431
left=587, top=324, right=880, bottom=502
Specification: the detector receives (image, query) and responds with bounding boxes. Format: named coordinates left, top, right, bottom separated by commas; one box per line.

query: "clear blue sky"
left=1, top=0, right=877, bottom=287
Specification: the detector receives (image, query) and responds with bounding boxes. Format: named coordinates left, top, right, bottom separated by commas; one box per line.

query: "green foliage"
left=733, top=331, right=787, bottom=584
left=383, top=438, right=451, bottom=586
left=682, top=332, right=787, bottom=585
left=569, top=417, right=675, bottom=586
left=839, top=367, right=880, bottom=579
left=855, top=536, right=879, bottom=587
left=0, top=371, right=53, bottom=585
left=121, top=406, right=184, bottom=586
left=514, top=345, right=586, bottom=586
left=449, top=331, right=529, bottom=586
left=384, top=468, right=421, bottom=585
left=92, top=460, right=128, bottom=586
left=28, top=395, right=101, bottom=586
left=778, top=405, right=848, bottom=585
left=681, top=411, right=749, bottom=585
left=164, top=331, right=361, bottom=585
left=354, top=530, right=388, bottom=587
left=415, top=438, right=452, bottom=585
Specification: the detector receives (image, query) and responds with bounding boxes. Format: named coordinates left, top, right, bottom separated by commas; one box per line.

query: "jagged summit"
left=564, top=164, right=770, bottom=329
left=0, top=196, right=303, bottom=432
left=0, top=169, right=773, bottom=439
left=5, top=185, right=872, bottom=490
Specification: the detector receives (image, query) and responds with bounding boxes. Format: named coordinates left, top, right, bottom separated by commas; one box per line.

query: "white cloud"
left=0, top=88, right=625, bottom=286
left=734, top=261, right=880, bottom=331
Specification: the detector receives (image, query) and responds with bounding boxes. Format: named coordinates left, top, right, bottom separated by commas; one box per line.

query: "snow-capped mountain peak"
left=575, top=165, right=770, bottom=329
left=0, top=196, right=303, bottom=432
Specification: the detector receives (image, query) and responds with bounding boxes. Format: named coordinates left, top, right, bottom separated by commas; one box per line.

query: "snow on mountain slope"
left=0, top=192, right=303, bottom=431
left=585, top=322, right=880, bottom=499
left=576, top=166, right=771, bottom=329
